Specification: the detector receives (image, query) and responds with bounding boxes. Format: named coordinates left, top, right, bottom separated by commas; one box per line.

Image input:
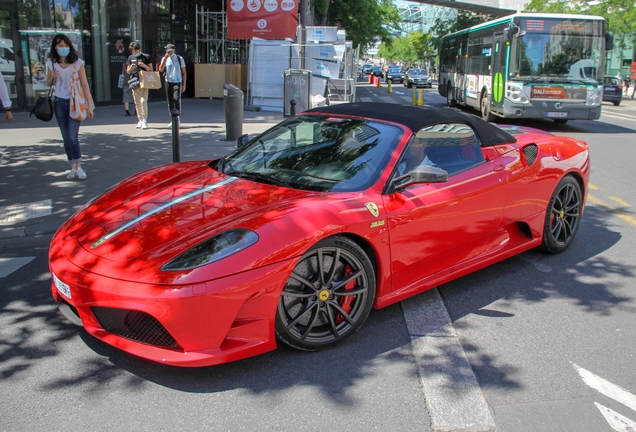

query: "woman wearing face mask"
left=126, top=41, right=153, bottom=129
left=46, top=33, right=94, bottom=180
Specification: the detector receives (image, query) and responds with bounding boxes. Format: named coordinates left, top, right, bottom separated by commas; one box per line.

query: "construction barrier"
left=417, top=88, right=425, bottom=106
left=374, top=76, right=380, bottom=87
left=368, top=74, right=373, bottom=84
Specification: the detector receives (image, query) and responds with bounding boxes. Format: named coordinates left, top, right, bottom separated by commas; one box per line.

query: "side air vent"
left=92, top=306, right=182, bottom=351
left=523, top=144, right=538, bottom=166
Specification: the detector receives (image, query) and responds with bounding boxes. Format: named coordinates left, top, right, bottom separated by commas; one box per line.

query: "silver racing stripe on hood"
left=90, top=177, right=236, bottom=249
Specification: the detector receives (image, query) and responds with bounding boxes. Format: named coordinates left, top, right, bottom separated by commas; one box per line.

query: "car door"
left=382, top=123, right=511, bottom=292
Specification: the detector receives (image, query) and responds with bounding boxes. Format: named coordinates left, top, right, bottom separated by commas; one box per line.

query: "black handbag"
left=30, top=85, right=54, bottom=122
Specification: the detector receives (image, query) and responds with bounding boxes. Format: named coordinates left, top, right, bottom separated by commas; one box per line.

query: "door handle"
left=493, top=164, right=505, bottom=172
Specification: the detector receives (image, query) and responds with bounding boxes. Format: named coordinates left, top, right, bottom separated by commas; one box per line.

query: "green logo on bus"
left=493, top=72, right=504, bottom=103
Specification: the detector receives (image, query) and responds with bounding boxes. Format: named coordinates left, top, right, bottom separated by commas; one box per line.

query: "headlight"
left=161, top=229, right=259, bottom=271
left=506, top=82, right=530, bottom=104
left=585, top=88, right=603, bottom=106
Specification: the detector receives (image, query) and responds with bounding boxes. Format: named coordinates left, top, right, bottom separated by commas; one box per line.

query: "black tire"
left=446, top=86, right=456, bottom=107
left=553, top=119, right=568, bottom=124
left=275, top=236, right=376, bottom=351
left=613, top=100, right=621, bottom=106
left=539, top=176, right=582, bottom=253
left=480, top=93, right=496, bottom=122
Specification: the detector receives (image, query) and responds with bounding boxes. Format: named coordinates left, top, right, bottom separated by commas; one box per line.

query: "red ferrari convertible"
left=49, top=103, right=589, bottom=367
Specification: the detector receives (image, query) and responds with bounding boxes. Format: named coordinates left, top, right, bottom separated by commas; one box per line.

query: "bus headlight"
left=505, top=83, right=530, bottom=104
left=585, top=88, right=603, bottom=106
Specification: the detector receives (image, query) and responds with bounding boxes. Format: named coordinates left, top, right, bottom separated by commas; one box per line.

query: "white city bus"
left=438, top=13, right=612, bottom=124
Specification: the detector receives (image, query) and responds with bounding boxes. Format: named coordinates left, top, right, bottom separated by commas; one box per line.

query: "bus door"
left=491, top=33, right=506, bottom=114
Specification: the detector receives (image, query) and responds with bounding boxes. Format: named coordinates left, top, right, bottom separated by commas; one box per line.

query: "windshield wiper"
left=229, top=171, right=289, bottom=187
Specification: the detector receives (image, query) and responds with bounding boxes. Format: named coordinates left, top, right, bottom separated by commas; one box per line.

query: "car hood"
left=71, top=161, right=312, bottom=264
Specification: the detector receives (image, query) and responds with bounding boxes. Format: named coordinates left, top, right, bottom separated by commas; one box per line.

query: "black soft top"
left=305, top=103, right=517, bottom=147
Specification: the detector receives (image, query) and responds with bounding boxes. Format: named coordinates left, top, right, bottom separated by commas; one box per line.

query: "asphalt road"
left=2, top=84, right=636, bottom=431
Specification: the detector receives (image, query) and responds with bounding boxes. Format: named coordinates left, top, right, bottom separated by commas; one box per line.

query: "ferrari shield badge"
left=365, top=202, right=379, bottom=217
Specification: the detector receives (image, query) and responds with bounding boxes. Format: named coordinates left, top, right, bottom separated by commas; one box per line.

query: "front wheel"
left=275, top=236, right=376, bottom=351
left=539, top=176, right=582, bottom=253
left=446, top=86, right=456, bottom=107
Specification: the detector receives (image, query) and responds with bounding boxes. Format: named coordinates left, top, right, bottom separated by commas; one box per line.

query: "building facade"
left=0, top=0, right=225, bottom=110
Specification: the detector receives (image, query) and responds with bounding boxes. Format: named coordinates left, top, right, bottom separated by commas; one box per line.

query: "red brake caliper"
left=335, top=265, right=355, bottom=324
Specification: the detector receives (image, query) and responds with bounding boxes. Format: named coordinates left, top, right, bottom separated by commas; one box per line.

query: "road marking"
left=587, top=194, right=636, bottom=228
left=594, top=403, right=636, bottom=432
left=588, top=183, right=600, bottom=190
left=0, top=199, right=52, bottom=224
left=609, top=196, right=631, bottom=207
left=0, top=257, right=35, bottom=278
left=574, top=364, right=636, bottom=412
left=402, top=289, right=496, bottom=431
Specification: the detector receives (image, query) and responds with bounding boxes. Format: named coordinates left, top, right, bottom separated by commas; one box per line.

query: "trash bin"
left=223, top=84, right=243, bottom=141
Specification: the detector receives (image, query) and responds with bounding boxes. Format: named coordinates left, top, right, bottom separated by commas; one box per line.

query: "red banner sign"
left=227, top=0, right=298, bottom=40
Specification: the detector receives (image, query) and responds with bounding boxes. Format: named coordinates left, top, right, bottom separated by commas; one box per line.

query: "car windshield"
left=409, top=69, right=426, bottom=75
left=603, top=76, right=619, bottom=85
left=220, top=115, right=403, bottom=192
left=389, top=67, right=403, bottom=73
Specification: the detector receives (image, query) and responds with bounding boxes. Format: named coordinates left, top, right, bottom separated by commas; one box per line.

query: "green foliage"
left=378, top=32, right=436, bottom=63
left=430, top=10, right=492, bottom=48
left=313, top=0, right=401, bottom=52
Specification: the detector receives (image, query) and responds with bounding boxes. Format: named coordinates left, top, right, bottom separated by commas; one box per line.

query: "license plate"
left=547, top=112, right=568, bottom=118
left=53, top=273, right=71, bottom=299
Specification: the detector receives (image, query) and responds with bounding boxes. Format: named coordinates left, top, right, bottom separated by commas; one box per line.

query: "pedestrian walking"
left=121, top=62, right=134, bottom=117
left=158, top=44, right=186, bottom=128
left=623, top=75, right=631, bottom=96
left=46, top=33, right=94, bottom=180
left=126, top=41, right=153, bottom=129
left=0, top=70, right=12, bottom=123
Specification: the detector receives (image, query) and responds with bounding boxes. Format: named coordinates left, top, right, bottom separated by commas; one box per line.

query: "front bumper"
left=502, top=100, right=601, bottom=121
left=50, top=255, right=295, bottom=367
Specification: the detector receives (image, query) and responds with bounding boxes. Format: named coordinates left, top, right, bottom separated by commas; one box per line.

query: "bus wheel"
left=480, top=93, right=496, bottom=122
left=446, top=87, right=456, bottom=107
left=553, top=119, right=568, bottom=124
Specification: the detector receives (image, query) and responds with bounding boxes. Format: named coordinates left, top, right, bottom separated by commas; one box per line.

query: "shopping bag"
left=118, top=74, right=124, bottom=88
left=69, top=63, right=93, bottom=121
left=30, top=86, right=54, bottom=122
left=139, top=71, right=162, bottom=89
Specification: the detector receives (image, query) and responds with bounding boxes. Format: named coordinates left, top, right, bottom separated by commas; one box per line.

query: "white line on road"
left=0, top=199, right=52, bottom=224
left=594, top=402, right=636, bottom=432
left=402, top=289, right=496, bottom=431
left=0, top=257, right=35, bottom=278
left=574, top=363, right=636, bottom=412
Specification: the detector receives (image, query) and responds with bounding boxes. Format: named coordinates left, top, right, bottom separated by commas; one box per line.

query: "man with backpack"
left=158, top=44, right=186, bottom=128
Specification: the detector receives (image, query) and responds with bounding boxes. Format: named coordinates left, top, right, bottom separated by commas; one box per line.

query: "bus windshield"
left=511, top=17, right=604, bottom=84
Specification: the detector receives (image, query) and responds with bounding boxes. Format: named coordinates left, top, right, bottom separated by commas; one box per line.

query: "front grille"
left=91, top=307, right=182, bottom=350
left=523, top=144, right=538, bottom=166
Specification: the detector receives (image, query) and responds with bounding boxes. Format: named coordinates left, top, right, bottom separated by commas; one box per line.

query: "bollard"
left=368, top=74, right=373, bottom=84
left=290, top=99, right=297, bottom=117
left=417, top=88, right=425, bottom=106
left=171, top=108, right=180, bottom=162
left=223, top=84, right=244, bottom=140
left=387, top=78, right=392, bottom=93
left=412, top=86, right=417, bottom=105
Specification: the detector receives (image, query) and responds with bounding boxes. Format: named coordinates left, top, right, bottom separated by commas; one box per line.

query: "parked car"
left=49, top=103, right=589, bottom=367
left=370, top=65, right=383, bottom=76
left=404, top=68, right=432, bottom=88
left=385, top=66, right=405, bottom=83
left=603, top=75, right=622, bottom=106
left=362, top=63, right=373, bottom=74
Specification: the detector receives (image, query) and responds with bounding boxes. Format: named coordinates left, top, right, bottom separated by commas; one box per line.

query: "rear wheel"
left=480, top=92, right=496, bottom=122
left=613, top=100, right=621, bottom=106
left=539, top=176, right=582, bottom=253
left=275, top=236, right=376, bottom=351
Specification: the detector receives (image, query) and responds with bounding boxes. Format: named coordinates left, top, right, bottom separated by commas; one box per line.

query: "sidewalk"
left=0, top=98, right=285, bottom=239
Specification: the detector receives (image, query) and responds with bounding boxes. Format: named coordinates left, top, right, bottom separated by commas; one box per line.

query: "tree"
left=378, top=32, right=436, bottom=64
left=312, top=0, right=401, bottom=53
left=430, top=10, right=492, bottom=48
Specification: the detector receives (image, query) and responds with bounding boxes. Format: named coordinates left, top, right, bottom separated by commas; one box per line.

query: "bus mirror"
left=605, top=33, right=614, bottom=51
left=503, top=28, right=512, bottom=46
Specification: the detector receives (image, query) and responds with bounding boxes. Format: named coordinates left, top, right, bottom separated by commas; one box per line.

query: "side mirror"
left=393, top=165, right=448, bottom=191
left=605, top=33, right=614, bottom=51
left=237, top=134, right=249, bottom=148
left=503, top=26, right=519, bottom=46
